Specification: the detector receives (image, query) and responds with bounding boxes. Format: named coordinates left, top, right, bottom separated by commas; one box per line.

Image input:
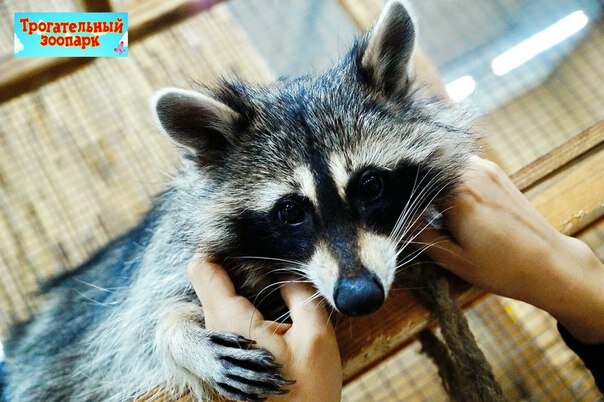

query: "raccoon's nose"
left=334, top=273, right=384, bottom=316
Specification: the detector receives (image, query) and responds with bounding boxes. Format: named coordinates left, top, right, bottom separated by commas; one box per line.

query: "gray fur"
left=3, top=1, right=475, bottom=401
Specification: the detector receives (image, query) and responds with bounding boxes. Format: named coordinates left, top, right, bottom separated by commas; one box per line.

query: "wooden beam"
left=126, top=0, right=224, bottom=38
left=82, top=0, right=113, bottom=12
left=0, top=0, right=225, bottom=104
left=511, top=120, right=604, bottom=192
left=0, top=58, right=88, bottom=103
left=530, top=144, right=604, bottom=234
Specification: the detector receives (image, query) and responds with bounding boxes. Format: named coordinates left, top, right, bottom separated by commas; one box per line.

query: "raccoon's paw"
left=207, top=331, right=295, bottom=402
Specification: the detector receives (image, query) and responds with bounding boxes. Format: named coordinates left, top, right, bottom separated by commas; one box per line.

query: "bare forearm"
left=540, top=236, right=604, bottom=345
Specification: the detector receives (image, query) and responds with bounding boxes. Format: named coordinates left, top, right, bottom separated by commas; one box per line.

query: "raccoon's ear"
left=152, top=87, right=239, bottom=163
left=360, top=0, right=417, bottom=94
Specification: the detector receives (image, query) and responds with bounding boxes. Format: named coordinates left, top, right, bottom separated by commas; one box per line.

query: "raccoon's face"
left=153, top=0, right=473, bottom=317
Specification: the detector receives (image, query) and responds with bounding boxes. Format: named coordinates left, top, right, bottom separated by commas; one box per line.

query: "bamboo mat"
left=0, top=2, right=273, bottom=335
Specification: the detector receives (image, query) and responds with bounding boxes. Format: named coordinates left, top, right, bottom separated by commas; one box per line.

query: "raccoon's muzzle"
left=334, top=272, right=384, bottom=316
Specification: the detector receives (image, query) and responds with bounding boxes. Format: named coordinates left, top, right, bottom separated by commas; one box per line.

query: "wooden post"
left=82, top=0, right=113, bottom=12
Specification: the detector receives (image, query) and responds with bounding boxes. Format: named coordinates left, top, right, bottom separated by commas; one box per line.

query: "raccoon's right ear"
left=358, top=0, right=417, bottom=95
left=151, top=87, right=239, bottom=163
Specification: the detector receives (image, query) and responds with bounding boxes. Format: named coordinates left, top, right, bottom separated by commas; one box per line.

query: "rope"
left=400, top=262, right=506, bottom=401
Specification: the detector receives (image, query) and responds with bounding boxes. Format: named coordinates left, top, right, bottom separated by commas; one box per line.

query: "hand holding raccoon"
left=418, top=156, right=604, bottom=345
left=188, top=257, right=342, bottom=401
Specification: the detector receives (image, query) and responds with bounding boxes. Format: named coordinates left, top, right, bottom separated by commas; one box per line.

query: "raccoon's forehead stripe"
left=353, top=131, right=428, bottom=169
left=247, top=165, right=318, bottom=211
left=328, top=153, right=350, bottom=201
left=325, top=124, right=442, bottom=202
left=291, top=165, right=318, bottom=206
left=250, top=181, right=292, bottom=211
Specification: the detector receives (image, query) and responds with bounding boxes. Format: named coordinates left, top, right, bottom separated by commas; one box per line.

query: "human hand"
left=417, top=156, right=604, bottom=344
left=188, top=257, right=342, bottom=401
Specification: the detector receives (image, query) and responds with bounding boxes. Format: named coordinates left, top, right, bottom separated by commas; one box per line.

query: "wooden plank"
left=530, top=145, right=604, bottom=234
left=127, top=0, right=224, bottom=38
left=0, top=0, right=225, bottom=103
left=0, top=58, right=87, bottom=103
left=337, top=0, right=382, bottom=29
left=511, top=120, right=604, bottom=192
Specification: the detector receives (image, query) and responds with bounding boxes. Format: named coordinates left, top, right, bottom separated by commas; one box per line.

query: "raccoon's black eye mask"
left=271, top=167, right=391, bottom=231
left=258, top=163, right=447, bottom=248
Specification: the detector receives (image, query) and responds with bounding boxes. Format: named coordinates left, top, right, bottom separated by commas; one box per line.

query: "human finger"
left=188, top=254, right=241, bottom=309
left=280, top=282, right=329, bottom=330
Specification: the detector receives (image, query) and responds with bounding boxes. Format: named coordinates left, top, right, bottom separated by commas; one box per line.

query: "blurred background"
left=0, top=0, right=603, bottom=400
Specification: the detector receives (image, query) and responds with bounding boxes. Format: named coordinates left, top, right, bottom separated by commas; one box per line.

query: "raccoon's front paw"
left=207, top=331, right=295, bottom=401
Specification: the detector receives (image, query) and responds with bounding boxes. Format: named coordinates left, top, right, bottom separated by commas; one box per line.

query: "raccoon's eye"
left=277, top=199, right=306, bottom=226
left=359, top=171, right=384, bottom=201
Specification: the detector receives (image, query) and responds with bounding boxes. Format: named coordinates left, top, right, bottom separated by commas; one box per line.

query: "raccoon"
left=2, top=1, right=474, bottom=401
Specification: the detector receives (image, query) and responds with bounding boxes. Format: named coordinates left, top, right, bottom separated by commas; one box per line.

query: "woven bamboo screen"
left=481, top=15, right=604, bottom=174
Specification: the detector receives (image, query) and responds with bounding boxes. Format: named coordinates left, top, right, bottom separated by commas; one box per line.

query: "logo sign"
left=14, top=12, right=128, bottom=57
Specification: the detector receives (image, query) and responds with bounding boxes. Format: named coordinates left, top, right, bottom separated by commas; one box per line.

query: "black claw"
left=265, top=358, right=283, bottom=369
left=271, top=373, right=296, bottom=387
left=225, top=373, right=291, bottom=395
left=256, top=351, right=281, bottom=368
left=210, top=333, right=256, bottom=349
left=216, top=382, right=268, bottom=402
left=282, top=378, right=296, bottom=386
left=220, top=354, right=281, bottom=373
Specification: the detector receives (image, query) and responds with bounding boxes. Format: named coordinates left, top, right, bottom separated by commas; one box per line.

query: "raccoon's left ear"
left=151, top=87, right=239, bottom=164
left=359, top=0, right=417, bottom=94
